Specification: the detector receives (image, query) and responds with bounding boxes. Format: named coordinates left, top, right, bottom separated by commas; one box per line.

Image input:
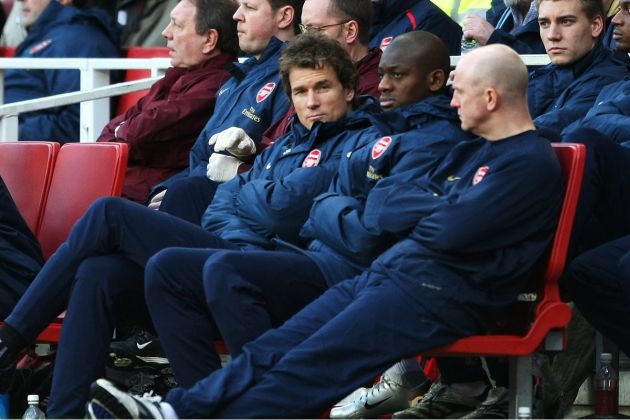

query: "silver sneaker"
left=330, top=373, right=428, bottom=419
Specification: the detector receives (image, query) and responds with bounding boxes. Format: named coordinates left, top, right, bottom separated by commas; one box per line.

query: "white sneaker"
left=330, top=373, right=428, bottom=419
left=87, top=378, right=166, bottom=419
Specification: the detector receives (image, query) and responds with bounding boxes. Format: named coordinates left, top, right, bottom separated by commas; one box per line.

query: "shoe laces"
left=358, top=375, right=397, bottom=404
left=422, top=382, right=447, bottom=402
left=140, top=390, right=163, bottom=405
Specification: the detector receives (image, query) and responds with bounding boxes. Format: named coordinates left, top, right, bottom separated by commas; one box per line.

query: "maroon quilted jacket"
left=98, top=52, right=235, bottom=203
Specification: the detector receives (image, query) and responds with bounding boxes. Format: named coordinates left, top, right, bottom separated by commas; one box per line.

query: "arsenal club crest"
left=472, top=166, right=489, bottom=185
left=302, top=149, right=321, bottom=168
left=379, top=37, right=393, bottom=51
left=256, top=82, right=276, bottom=103
left=371, top=136, right=392, bottom=160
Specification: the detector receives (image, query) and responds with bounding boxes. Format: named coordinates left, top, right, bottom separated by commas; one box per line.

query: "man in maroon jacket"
left=261, top=0, right=381, bottom=143
left=97, top=0, right=238, bottom=203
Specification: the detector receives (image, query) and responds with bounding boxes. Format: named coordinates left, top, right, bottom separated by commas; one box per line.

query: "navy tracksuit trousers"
left=163, top=271, right=485, bottom=418
left=145, top=248, right=328, bottom=387
left=566, top=234, right=630, bottom=357
left=4, top=197, right=239, bottom=417
left=158, top=176, right=218, bottom=225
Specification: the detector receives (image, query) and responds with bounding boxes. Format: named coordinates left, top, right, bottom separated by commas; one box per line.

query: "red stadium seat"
left=423, top=143, right=586, bottom=416
left=34, top=142, right=128, bottom=342
left=0, top=142, right=59, bottom=235
left=0, top=46, right=16, bottom=57
left=116, top=47, right=170, bottom=116
left=37, top=142, right=128, bottom=261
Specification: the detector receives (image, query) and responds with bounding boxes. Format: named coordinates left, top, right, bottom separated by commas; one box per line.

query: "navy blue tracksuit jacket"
left=159, top=38, right=290, bottom=189
left=202, top=98, right=383, bottom=248
left=298, top=93, right=475, bottom=285
left=486, top=5, right=544, bottom=54
left=528, top=42, right=629, bottom=135
left=563, top=79, right=630, bottom=145
left=5, top=1, right=121, bottom=142
left=363, top=131, right=563, bottom=317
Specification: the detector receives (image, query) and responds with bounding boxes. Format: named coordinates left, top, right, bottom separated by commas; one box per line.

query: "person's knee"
left=203, top=251, right=244, bottom=305
left=89, top=196, right=124, bottom=215
left=145, top=248, right=184, bottom=302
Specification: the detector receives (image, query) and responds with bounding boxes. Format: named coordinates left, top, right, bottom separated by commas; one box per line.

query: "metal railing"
left=0, top=54, right=552, bottom=143
left=0, top=57, right=171, bottom=142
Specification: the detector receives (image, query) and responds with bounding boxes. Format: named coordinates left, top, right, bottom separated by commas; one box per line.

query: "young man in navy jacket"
left=527, top=0, right=629, bottom=135
left=87, top=44, right=563, bottom=420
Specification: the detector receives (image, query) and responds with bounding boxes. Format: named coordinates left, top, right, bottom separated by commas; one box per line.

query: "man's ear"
left=591, top=14, right=604, bottom=38
left=202, top=29, right=220, bottom=55
left=485, top=87, right=500, bottom=112
left=427, top=69, right=446, bottom=92
left=58, top=0, right=74, bottom=5
left=344, top=20, right=360, bottom=44
left=276, top=5, right=295, bottom=30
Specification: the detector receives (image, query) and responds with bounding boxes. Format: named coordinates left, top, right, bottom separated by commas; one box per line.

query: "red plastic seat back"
left=537, top=143, right=586, bottom=308
left=0, top=46, right=16, bottom=57
left=37, top=142, right=128, bottom=259
left=116, top=47, right=170, bottom=116
left=0, top=142, right=59, bottom=234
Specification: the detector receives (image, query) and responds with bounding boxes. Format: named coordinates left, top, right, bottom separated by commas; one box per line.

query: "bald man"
left=86, top=45, right=563, bottom=420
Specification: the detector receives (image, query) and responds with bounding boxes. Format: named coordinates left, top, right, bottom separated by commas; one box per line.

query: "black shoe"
left=109, top=330, right=169, bottom=374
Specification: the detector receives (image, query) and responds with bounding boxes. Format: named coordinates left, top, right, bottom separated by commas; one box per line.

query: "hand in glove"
left=208, top=127, right=256, bottom=159
left=206, top=153, right=243, bottom=183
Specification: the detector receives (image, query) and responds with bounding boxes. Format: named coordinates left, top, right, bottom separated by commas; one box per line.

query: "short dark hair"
left=329, top=0, right=372, bottom=45
left=537, top=0, right=604, bottom=20
left=279, top=32, right=359, bottom=106
left=269, top=0, right=305, bottom=34
left=191, top=0, right=240, bottom=56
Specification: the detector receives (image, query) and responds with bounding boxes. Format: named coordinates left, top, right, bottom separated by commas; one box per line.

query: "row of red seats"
left=0, top=141, right=128, bottom=341
left=0, top=46, right=170, bottom=117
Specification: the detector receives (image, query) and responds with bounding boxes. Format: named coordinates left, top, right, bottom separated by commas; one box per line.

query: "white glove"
left=208, top=127, right=256, bottom=159
left=206, top=153, right=243, bottom=183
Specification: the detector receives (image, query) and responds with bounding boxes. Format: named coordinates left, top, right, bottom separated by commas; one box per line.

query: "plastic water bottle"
left=594, top=353, right=618, bottom=418
left=460, top=37, right=479, bottom=54
left=22, top=395, right=45, bottom=419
